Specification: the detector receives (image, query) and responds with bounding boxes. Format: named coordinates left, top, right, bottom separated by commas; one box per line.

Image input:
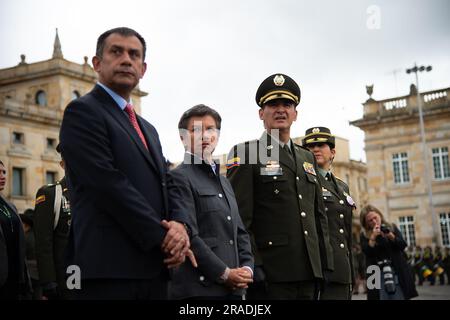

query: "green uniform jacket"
left=319, top=173, right=355, bottom=285
left=226, top=132, right=334, bottom=282
left=33, top=177, right=71, bottom=289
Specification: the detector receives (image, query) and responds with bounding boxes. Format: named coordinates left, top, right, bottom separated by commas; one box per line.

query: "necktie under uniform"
left=283, top=144, right=295, bottom=163
left=124, top=103, right=148, bottom=150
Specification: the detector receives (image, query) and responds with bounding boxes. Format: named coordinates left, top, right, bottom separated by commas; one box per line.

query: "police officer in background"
left=34, top=143, right=71, bottom=300
left=227, top=74, right=333, bottom=300
left=303, top=127, right=355, bottom=299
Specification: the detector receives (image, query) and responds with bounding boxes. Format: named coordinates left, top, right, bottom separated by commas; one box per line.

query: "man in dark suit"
left=226, top=74, right=334, bottom=300
left=59, top=27, right=195, bottom=299
left=168, top=105, right=254, bottom=300
left=303, top=127, right=355, bottom=300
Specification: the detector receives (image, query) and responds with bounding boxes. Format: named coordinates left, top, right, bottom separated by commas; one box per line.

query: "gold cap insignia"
left=312, top=127, right=320, bottom=133
left=273, top=75, right=285, bottom=86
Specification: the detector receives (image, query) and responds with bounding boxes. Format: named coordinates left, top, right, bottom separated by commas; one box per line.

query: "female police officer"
left=303, top=127, right=355, bottom=299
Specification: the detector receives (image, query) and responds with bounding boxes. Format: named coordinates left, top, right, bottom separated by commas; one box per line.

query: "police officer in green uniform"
left=226, top=74, right=333, bottom=300
left=303, top=127, right=355, bottom=300
left=34, top=144, right=71, bottom=299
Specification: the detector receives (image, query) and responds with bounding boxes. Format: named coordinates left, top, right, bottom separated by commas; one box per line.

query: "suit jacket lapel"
left=138, top=116, right=165, bottom=178
left=92, top=85, right=160, bottom=176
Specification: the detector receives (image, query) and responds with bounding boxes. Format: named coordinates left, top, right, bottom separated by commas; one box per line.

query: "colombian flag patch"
left=35, top=195, right=46, bottom=205
left=226, top=157, right=240, bottom=170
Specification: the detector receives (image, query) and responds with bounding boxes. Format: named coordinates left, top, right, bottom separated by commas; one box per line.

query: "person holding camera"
left=360, top=205, right=418, bottom=300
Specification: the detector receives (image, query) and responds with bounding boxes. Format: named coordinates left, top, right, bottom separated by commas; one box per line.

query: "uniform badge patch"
left=35, top=195, right=46, bottom=205
left=303, top=162, right=316, bottom=175
left=226, top=157, right=240, bottom=170
left=273, top=74, right=285, bottom=86
left=260, top=160, right=283, bottom=176
left=344, top=192, right=356, bottom=207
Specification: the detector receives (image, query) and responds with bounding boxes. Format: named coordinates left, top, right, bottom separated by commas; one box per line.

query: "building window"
left=358, top=176, right=367, bottom=192
left=440, top=212, right=450, bottom=247
left=392, top=152, right=410, bottom=184
left=72, top=90, right=81, bottom=100
left=12, top=132, right=24, bottom=144
left=46, top=171, right=57, bottom=185
left=12, top=168, right=24, bottom=196
left=398, top=216, right=416, bottom=247
left=432, top=147, right=450, bottom=180
left=35, top=90, right=47, bottom=106
left=46, top=138, right=56, bottom=149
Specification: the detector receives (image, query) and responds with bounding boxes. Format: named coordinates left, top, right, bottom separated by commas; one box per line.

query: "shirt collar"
left=318, top=167, right=331, bottom=178
left=266, top=131, right=291, bottom=150
left=97, top=82, right=130, bottom=111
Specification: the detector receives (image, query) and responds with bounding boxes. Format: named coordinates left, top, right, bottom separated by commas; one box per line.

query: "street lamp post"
left=406, top=63, right=438, bottom=246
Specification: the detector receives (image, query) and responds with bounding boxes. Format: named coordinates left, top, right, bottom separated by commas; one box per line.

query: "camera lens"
left=382, top=264, right=396, bottom=294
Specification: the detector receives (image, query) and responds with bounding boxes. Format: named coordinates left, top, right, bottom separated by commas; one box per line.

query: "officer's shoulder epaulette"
left=335, top=176, right=349, bottom=188
left=35, top=183, right=55, bottom=205
left=38, top=183, right=56, bottom=192
left=293, top=142, right=310, bottom=152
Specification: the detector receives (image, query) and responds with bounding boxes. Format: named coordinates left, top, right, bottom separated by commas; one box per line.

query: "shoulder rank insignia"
left=226, top=157, right=240, bottom=170
left=35, top=195, right=46, bottom=205
left=303, top=162, right=316, bottom=175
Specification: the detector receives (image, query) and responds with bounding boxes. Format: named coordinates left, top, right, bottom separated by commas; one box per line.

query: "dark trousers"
left=71, top=277, right=168, bottom=300
left=267, top=280, right=318, bottom=300
left=320, top=282, right=351, bottom=300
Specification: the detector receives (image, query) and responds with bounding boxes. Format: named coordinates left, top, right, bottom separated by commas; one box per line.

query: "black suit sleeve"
left=60, top=100, right=165, bottom=253
left=235, top=211, right=254, bottom=272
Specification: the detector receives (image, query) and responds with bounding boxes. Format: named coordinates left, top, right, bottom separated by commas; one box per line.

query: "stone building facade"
left=351, top=84, right=450, bottom=247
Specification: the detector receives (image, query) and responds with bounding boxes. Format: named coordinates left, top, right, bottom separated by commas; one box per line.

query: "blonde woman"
left=360, top=205, right=418, bottom=300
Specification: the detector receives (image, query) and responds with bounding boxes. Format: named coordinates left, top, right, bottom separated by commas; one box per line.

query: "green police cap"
left=302, top=127, right=335, bottom=148
left=255, top=73, right=301, bottom=107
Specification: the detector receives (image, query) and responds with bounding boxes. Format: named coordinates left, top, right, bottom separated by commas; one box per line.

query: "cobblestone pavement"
left=351, top=282, right=450, bottom=300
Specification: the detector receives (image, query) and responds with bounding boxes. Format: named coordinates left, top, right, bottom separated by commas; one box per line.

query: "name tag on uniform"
left=260, top=160, right=283, bottom=176
left=322, top=190, right=332, bottom=197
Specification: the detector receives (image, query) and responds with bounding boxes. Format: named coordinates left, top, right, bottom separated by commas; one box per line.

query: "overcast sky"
left=1, top=0, right=449, bottom=163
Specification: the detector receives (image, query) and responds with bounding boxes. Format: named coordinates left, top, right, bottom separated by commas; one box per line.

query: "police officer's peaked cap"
left=302, top=127, right=335, bottom=148
left=255, top=73, right=301, bottom=107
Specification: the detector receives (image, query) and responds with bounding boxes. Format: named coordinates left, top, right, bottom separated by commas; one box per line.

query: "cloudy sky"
left=1, top=0, right=449, bottom=163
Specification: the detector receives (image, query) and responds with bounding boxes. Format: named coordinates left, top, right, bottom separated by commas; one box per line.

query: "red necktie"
left=124, top=104, right=148, bottom=150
